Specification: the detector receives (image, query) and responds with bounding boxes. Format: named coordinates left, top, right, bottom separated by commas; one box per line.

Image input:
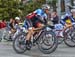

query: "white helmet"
left=15, top=17, right=20, bottom=20
left=71, top=9, right=75, bottom=12
left=42, top=4, right=50, bottom=10
left=71, top=6, right=75, bottom=12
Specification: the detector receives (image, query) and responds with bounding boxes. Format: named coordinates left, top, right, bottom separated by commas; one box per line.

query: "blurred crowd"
left=0, top=19, right=7, bottom=29
left=0, top=11, right=59, bottom=29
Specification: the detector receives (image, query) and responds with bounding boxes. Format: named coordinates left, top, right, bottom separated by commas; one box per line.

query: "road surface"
left=0, top=41, right=75, bottom=57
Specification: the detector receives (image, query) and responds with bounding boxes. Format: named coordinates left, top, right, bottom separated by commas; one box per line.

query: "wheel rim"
left=71, top=30, right=75, bottom=43
left=14, top=34, right=26, bottom=52
left=64, top=28, right=75, bottom=46
left=39, top=31, right=55, bottom=50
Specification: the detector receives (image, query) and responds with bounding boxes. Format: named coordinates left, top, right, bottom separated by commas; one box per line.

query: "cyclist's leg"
left=25, top=19, right=34, bottom=49
left=26, top=27, right=34, bottom=41
left=64, top=23, right=72, bottom=30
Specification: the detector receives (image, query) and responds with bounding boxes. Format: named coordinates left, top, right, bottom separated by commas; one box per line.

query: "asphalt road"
left=0, top=41, right=75, bottom=57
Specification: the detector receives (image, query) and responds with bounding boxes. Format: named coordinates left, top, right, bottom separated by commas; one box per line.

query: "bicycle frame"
left=31, top=25, right=52, bottom=44
left=33, top=29, right=44, bottom=44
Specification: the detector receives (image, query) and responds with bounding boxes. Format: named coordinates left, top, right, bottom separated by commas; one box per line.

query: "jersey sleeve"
left=33, top=9, right=42, bottom=16
left=44, top=14, right=47, bottom=19
left=33, top=9, right=38, bottom=13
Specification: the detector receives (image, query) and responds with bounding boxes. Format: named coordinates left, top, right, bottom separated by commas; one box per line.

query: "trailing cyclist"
left=60, top=8, right=75, bottom=27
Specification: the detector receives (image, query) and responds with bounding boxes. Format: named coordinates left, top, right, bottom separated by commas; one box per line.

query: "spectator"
left=9, top=18, right=15, bottom=29
left=0, top=19, right=6, bottom=29
left=51, top=11, right=59, bottom=24
left=0, top=21, right=2, bottom=29
left=9, top=18, right=16, bottom=34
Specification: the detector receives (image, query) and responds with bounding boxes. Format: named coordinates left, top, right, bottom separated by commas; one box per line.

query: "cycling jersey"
left=60, top=14, right=75, bottom=25
left=24, top=9, right=47, bottom=28
left=65, top=19, right=71, bottom=24
left=26, top=9, right=47, bottom=19
left=33, top=9, right=47, bottom=19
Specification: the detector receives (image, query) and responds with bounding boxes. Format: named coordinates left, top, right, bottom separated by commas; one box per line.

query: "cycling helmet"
left=15, top=17, right=20, bottom=20
left=42, top=4, right=50, bottom=10
left=71, top=6, right=75, bottom=12
left=71, top=9, right=75, bottom=12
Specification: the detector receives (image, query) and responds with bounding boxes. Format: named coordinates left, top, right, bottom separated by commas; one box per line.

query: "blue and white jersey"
left=24, top=9, right=48, bottom=29
left=60, top=13, right=75, bottom=25
left=34, top=9, right=47, bottom=19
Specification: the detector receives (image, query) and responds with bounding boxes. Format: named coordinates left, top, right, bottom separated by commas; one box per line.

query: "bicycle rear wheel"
left=64, top=27, right=75, bottom=47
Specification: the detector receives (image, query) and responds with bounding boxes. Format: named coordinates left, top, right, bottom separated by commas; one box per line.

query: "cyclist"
left=59, top=8, right=75, bottom=37
left=60, top=8, right=75, bottom=26
left=9, top=18, right=15, bottom=31
left=9, top=17, right=21, bottom=40
left=24, top=4, right=50, bottom=49
left=64, top=19, right=72, bottom=29
left=14, top=17, right=21, bottom=30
